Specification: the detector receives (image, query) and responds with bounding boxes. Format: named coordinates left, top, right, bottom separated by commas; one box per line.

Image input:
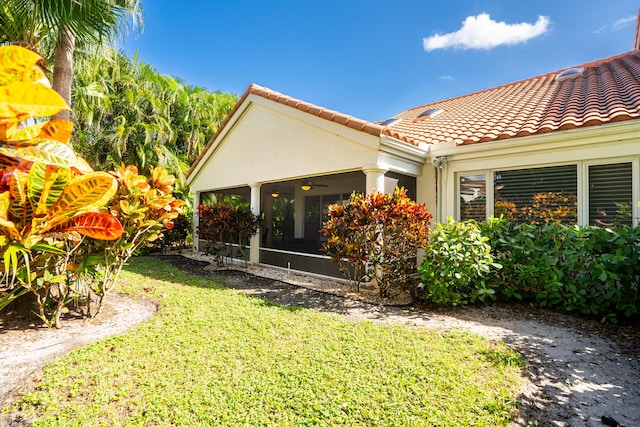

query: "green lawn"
left=11, top=257, right=524, bottom=426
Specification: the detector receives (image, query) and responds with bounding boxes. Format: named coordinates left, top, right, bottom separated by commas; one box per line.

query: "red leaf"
left=52, top=212, right=124, bottom=240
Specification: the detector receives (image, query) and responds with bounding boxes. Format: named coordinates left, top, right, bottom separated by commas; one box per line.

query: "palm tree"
left=71, top=49, right=238, bottom=185
left=0, top=0, right=142, bottom=119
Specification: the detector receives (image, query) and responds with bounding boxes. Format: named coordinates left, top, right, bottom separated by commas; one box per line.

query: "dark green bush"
left=144, top=213, right=192, bottom=254
left=419, top=218, right=501, bottom=307
left=421, top=216, right=640, bottom=320
left=479, top=218, right=640, bottom=320
left=160, top=213, right=192, bottom=248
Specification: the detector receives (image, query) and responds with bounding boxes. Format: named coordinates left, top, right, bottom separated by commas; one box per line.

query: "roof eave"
left=429, top=119, right=640, bottom=159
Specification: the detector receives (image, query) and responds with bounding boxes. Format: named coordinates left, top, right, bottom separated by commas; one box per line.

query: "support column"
left=362, top=164, right=389, bottom=195
left=361, top=165, right=388, bottom=288
left=192, top=191, right=200, bottom=252
left=249, top=183, right=261, bottom=265
left=294, top=187, right=305, bottom=239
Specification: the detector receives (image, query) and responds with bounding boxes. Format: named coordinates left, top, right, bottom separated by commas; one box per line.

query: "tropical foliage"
left=197, top=203, right=260, bottom=266
left=0, top=0, right=143, bottom=120
left=0, top=45, right=124, bottom=326
left=0, top=45, right=183, bottom=327
left=66, top=164, right=185, bottom=317
left=71, top=48, right=237, bottom=186
left=0, top=0, right=237, bottom=325
left=2, top=2, right=236, bottom=190
left=321, top=188, right=431, bottom=298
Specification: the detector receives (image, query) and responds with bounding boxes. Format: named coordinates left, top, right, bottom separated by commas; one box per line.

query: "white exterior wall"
left=186, top=88, right=640, bottom=274
left=188, top=96, right=382, bottom=193
left=187, top=94, right=430, bottom=259
left=416, top=163, right=438, bottom=222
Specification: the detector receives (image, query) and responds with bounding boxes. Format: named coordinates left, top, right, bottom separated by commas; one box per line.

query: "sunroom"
left=186, top=84, right=428, bottom=277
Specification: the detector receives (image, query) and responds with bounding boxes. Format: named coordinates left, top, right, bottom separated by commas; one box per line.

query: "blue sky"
left=122, top=1, right=639, bottom=122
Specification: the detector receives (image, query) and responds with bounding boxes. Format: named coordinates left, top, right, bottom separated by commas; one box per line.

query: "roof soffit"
left=381, top=135, right=429, bottom=157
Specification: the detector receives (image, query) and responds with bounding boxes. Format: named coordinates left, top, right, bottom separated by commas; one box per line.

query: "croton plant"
left=0, top=46, right=183, bottom=327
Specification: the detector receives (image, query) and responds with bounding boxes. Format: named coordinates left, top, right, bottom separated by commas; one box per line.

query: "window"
left=455, top=160, right=637, bottom=227
left=494, top=165, right=578, bottom=224
left=589, top=163, right=633, bottom=227
left=459, top=174, right=487, bottom=221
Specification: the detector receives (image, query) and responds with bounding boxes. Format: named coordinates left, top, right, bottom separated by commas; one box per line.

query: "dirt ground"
left=1, top=254, right=639, bottom=427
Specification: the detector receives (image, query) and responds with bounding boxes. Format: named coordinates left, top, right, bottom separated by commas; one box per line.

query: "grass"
left=11, top=257, right=524, bottom=426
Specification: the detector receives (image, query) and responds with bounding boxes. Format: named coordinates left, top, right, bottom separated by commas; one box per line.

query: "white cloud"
left=613, top=15, right=636, bottom=30
left=423, top=13, right=550, bottom=51
left=593, top=25, right=607, bottom=35
left=593, top=15, right=636, bottom=35
left=439, top=75, right=453, bottom=81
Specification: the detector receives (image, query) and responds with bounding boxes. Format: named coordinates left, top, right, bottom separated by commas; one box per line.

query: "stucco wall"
left=188, top=97, right=382, bottom=194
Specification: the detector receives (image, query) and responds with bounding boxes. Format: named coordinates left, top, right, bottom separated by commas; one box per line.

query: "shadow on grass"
left=132, top=254, right=395, bottom=317
left=126, top=255, right=305, bottom=313
left=135, top=254, right=640, bottom=427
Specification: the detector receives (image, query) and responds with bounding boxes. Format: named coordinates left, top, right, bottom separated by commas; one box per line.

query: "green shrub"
left=479, top=219, right=572, bottom=303
left=479, top=218, right=640, bottom=320
left=419, top=218, right=501, bottom=306
left=149, top=212, right=192, bottom=252
left=572, top=225, right=640, bottom=318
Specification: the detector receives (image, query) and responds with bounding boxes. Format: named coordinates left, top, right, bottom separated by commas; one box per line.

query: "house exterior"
left=186, top=50, right=640, bottom=277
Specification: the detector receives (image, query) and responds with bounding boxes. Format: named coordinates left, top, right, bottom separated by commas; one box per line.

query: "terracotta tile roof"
left=382, top=50, right=640, bottom=146
left=188, top=52, right=640, bottom=179
left=246, top=84, right=386, bottom=137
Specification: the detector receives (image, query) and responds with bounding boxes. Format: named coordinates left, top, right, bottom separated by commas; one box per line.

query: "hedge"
left=420, top=218, right=640, bottom=321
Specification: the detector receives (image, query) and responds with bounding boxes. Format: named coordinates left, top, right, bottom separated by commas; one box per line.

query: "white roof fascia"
left=428, top=120, right=640, bottom=161
left=379, top=135, right=430, bottom=176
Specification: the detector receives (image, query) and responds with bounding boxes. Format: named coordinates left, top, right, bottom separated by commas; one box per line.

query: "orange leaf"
left=0, top=119, right=19, bottom=140
left=52, top=212, right=124, bottom=240
left=37, top=119, right=73, bottom=144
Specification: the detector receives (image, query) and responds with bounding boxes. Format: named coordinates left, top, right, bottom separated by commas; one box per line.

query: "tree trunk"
left=52, top=27, right=76, bottom=121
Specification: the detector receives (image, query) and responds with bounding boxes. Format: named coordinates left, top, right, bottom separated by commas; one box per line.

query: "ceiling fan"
left=300, top=180, right=328, bottom=191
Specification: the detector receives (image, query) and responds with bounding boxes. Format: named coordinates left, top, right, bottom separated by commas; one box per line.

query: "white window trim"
left=455, top=157, right=639, bottom=227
